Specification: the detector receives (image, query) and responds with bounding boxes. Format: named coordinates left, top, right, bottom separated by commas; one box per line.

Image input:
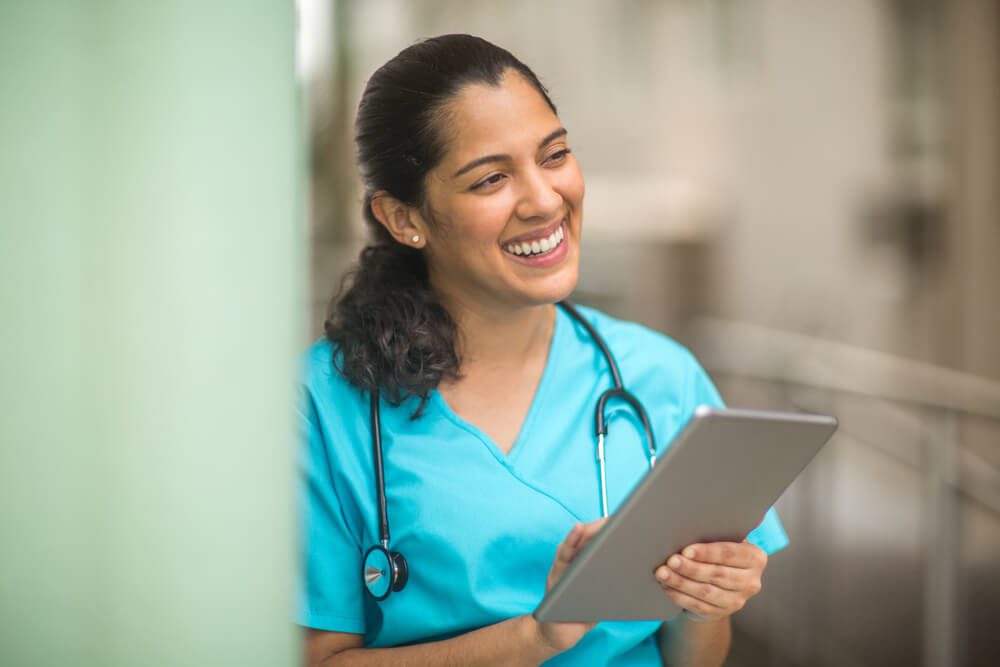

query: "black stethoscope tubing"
left=362, top=300, right=656, bottom=600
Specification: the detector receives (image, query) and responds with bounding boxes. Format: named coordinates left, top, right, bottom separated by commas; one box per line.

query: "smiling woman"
left=327, top=37, right=582, bottom=416
left=303, top=33, right=787, bottom=666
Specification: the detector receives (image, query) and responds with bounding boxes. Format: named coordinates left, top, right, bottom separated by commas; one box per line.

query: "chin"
left=530, top=265, right=580, bottom=306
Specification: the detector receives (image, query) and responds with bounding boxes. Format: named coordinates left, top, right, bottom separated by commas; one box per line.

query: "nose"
left=514, top=166, right=563, bottom=222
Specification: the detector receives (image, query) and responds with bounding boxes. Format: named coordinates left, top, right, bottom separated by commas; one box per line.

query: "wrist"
left=681, top=609, right=731, bottom=631
left=682, top=609, right=719, bottom=623
left=519, top=614, right=562, bottom=661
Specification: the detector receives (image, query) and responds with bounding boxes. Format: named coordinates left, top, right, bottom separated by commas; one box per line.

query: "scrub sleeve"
left=297, top=389, right=366, bottom=633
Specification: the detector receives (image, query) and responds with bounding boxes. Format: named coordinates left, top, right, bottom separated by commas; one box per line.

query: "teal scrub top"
left=298, top=305, right=788, bottom=665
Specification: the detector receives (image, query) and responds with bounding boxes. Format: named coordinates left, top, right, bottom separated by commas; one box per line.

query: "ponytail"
left=324, top=197, right=459, bottom=416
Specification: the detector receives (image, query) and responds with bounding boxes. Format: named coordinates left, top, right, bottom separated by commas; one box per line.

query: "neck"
left=439, top=292, right=556, bottom=374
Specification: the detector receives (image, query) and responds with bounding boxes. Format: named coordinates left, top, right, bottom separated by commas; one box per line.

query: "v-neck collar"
left=430, top=307, right=564, bottom=467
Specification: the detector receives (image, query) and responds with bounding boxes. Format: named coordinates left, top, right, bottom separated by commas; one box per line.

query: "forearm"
left=657, top=614, right=731, bottom=667
left=320, top=615, right=560, bottom=667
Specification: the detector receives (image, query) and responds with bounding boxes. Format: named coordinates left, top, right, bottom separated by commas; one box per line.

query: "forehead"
left=435, top=71, right=560, bottom=168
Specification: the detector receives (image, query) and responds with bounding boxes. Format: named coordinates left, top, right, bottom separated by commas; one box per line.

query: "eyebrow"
left=452, top=127, right=568, bottom=178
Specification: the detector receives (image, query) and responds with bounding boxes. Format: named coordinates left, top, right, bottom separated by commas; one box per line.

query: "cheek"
left=449, top=199, right=515, bottom=244
left=556, top=162, right=585, bottom=209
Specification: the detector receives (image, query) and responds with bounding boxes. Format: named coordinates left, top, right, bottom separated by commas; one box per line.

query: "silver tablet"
left=533, top=406, right=837, bottom=622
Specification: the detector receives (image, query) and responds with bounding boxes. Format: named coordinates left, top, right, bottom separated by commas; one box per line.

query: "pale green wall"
left=1, top=2, right=302, bottom=665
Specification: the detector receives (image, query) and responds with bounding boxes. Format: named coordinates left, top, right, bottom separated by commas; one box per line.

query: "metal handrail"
left=689, top=317, right=1000, bottom=421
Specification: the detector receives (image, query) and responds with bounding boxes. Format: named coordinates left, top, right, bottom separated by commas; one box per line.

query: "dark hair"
left=324, top=34, right=557, bottom=415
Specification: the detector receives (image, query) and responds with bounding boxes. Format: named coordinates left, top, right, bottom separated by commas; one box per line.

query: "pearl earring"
left=411, top=235, right=420, bottom=243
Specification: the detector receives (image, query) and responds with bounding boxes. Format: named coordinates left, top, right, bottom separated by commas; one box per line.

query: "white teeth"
left=504, top=223, right=567, bottom=257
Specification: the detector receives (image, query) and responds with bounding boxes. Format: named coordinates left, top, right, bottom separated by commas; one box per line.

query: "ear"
left=369, top=192, right=427, bottom=248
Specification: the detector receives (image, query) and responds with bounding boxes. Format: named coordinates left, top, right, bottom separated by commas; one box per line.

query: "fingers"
left=652, top=541, right=768, bottom=618
left=547, top=518, right=608, bottom=591
left=555, top=523, right=584, bottom=563
left=660, top=586, right=728, bottom=620
left=655, top=553, right=747, bottom=592
left=547, top=524, right=581, bottom=591
left=655, top=563, right=739, bottom=610
left=556, top=519, right=606, bottom=561
left=574, top=517, right=608, bottom=551
left=679, top=541, right=768, bottom=570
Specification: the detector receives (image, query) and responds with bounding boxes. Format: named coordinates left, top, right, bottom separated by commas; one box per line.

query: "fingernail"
left=683, top=547, right=696, bottom=559
left=668, top=555, right=682, bottom=569
left=656, top=567, right=668, bottom=581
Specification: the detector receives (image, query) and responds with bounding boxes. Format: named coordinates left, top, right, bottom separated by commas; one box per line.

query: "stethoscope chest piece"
left=363, top=544, right=408, bottom=601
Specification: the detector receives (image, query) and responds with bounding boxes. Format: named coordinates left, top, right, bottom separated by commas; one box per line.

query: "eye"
left=470, top=173, right=506, bottom=191
left=544, top=148, right=572, bottom=165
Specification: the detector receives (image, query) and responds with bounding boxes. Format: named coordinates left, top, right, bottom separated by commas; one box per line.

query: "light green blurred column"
left=1, top=2, right=303, bottom=665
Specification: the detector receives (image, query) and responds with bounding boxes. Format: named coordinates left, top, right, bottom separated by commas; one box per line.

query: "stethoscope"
left=362, top=301, right=657, bottom=601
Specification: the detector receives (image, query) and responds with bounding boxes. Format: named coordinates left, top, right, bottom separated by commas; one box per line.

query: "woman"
left=299, top=34, right=787, bottom=666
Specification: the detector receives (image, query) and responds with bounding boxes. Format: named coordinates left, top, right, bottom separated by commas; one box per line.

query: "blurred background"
left=2, top=1, right=996, bottom=666
left=301, top=1, right=999, bottom=666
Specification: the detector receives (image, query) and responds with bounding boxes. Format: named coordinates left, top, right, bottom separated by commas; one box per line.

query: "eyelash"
left=470, top=148, right=572, bottom=191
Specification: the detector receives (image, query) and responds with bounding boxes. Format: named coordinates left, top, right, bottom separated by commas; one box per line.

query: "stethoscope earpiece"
left=360, top=302, right=656, bottom=601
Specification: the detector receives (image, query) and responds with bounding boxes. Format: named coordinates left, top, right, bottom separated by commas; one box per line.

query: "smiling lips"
left=502, top=221, right=566, bottom=258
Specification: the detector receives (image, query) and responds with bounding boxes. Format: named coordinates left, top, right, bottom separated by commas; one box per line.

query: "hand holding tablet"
left=534, top=407, right=838, bottom=622
left=654, top=539, right=768, bottom=621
